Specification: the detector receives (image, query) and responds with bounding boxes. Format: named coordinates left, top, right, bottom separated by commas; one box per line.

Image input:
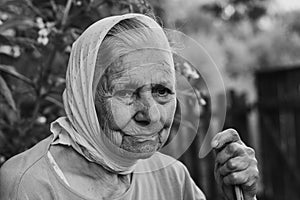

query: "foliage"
left=165, top=0, right=300, bottom=75
left=200, top=0, right=269, bottom=22
left=0, top=0, right=155, bottom=165
left=249, top=11, right=300, bottom=68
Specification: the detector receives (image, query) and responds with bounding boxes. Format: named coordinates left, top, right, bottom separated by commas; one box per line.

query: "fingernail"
left=211, top=140, right=218, bottom=148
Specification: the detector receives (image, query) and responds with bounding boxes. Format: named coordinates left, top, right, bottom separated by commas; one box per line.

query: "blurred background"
left=0, top=0, right=300, bottom=199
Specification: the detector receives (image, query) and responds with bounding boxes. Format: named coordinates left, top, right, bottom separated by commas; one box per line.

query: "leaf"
left=0, top=0, right=42, bottom=17
left=0, top=64, right=34, bottom=87
left=0, top=0, right=28, bottom=15
left=0, top=35, right=40, bottom=53
left=0, top=18, right=35, bottom=33
left=45, top=96, right=63, bottom=108
left=0, top=129, right=7, bottom=153
left=0, top=103, right=18, bottom=125
left=0, top=53, right=15, bottom=65
left=61, top=0, right=73, bottom=28
left=89, top=0, right=106, bottom=7
left=0, top=34, right=12, bottom=45
left=7, top=36, right=39, bottom=50
left=0, top=74, right=16, bottom=111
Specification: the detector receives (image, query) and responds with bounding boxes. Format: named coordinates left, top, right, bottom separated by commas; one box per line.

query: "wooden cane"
left=234, top=186, right=244, bottom=200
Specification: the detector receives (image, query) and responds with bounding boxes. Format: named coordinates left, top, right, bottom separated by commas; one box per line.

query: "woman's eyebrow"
left=111, top=81, right=140, bottom=91
left=152, top=81, right=174, bottom=89
left=112, top=80, right=175, bottom=92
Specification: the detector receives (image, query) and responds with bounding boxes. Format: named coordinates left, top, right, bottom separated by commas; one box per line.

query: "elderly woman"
left=0, top=14, right=258, bottom=200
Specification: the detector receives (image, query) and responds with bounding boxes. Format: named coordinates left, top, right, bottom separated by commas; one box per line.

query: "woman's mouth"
left=134, top=134, right=158, bottom=142
left=119, top=129, right=164, bottom=153
left=121, top=129, right=163, bottom=142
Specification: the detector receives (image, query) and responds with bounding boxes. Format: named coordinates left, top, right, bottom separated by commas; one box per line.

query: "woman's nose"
left=134, top=97, right=160, bottom=126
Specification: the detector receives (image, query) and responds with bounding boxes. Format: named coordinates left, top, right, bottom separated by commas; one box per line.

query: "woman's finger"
left=211, top=129, right=241, bottom=150
left=218, top=156, right=250, bottom=176
left=222, top=166, right=259, bottom=186
left=215, top=142, right=245, bottom=165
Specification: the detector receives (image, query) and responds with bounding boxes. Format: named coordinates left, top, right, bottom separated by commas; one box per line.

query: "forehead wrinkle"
left=110, top=72, right=175, bottom=93
left=105, top=48, right=174, bottom=74
left=105, top=58, right=175, bottom=91
left=120, top=65, right=173, bottom=83
left=108, top=61, right=172, bottom=78
left=108, top=64, right=152, bottom=92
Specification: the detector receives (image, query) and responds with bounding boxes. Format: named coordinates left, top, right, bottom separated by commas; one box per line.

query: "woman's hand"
left=212, top=129, right=259, bottom=200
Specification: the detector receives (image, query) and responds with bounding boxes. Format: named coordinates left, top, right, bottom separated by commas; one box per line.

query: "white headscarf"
left=50, top=14, right=172, bottom=174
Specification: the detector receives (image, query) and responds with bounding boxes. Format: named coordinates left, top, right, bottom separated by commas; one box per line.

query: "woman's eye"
left=152, top=86, right=173, bottom=98
left=157, top=88, right=168, bottom=97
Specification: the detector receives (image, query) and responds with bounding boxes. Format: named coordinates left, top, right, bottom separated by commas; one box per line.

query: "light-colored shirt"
left=0, top=136, right=206, bottom=200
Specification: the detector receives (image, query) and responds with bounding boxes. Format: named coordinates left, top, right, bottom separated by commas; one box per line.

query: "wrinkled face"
left=95, top=49, right=176, bottom=158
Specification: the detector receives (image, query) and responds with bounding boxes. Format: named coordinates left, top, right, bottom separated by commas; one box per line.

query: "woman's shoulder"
left=0, top=136, right=53, bottom=198
left=1, top=135, right=52, bottom=173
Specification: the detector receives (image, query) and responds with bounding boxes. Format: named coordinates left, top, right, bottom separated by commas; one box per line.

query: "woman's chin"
left=120, top=138, right=161, bottom=159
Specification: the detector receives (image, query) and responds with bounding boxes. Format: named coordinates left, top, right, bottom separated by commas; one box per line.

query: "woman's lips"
left=135, top=134, right=158, bottom=142
left=120, top=129, right=163, bottom=142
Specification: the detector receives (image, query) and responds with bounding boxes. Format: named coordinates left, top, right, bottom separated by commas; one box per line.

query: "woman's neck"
left=49, top=145, right=131, bottom=199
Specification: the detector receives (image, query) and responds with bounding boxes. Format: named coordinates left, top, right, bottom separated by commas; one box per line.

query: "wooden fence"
left=256, top=66, right=300, bottom=200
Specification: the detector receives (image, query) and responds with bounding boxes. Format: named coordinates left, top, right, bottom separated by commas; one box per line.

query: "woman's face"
left=95, top=49, right=176, bottom=158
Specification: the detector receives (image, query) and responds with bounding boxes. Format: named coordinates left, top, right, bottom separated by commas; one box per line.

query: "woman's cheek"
left=159, top=99, right=176, bottom=140
left=162, top=98, right=176, bottom=125
left=108, top=98, right=132, bottom=130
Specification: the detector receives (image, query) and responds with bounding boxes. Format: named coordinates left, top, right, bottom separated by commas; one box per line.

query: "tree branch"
left=61, top=0, right=73, bottom=28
